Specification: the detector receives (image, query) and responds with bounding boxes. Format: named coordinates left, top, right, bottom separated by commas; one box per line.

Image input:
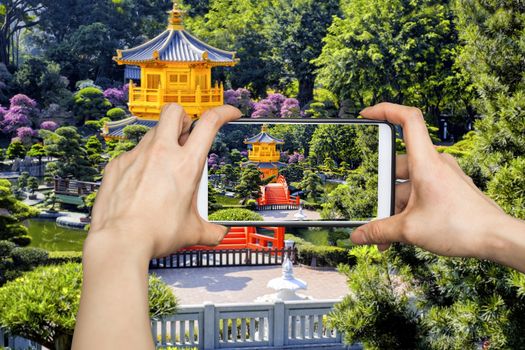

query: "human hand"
left=86, top=103, right=242, bottom=259
left=350, top=103, right=511, bottom=260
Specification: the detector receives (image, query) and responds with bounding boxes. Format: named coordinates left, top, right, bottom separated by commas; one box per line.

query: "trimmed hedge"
left=285, top=233, right=354, bottom=268
left=47, top=251, right=83, bottom=264
left=208, top=208, right=263, bottom=221
left=10, top=247, right=49, bottom=270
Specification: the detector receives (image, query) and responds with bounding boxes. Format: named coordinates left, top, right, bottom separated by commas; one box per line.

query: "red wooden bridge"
left=257, top=175, right=300, bottom=210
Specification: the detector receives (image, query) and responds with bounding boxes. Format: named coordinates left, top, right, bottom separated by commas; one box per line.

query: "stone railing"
left=151, top=299, right=346, bottom=349
left=0, top=328, right=42, bottom=350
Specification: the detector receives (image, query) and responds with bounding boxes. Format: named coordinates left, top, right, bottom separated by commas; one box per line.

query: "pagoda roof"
left=242, top=161, right=287, bottom=169
left=103, top=116, right=158, bottom=138
left=244, top=129, right=284, bottom=145
left=114, top=29, right=237, bottom=66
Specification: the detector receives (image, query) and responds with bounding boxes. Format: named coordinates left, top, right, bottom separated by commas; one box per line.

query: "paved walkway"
left=153, top=265, right=349, bottom=305
left=258, top=209, right=321, bottom=221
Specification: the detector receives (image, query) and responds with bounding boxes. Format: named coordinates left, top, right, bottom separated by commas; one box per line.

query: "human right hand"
left=350, top=103, right=525, bottom=271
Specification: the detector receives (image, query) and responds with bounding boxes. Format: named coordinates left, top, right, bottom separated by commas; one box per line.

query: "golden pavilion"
left=103, top=1, right=238, bottom=139
left=242, top=125, right=287, bottom=181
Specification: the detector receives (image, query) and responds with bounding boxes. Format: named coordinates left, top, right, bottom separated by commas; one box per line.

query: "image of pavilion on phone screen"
left=207, top=122, right=379, bottom=222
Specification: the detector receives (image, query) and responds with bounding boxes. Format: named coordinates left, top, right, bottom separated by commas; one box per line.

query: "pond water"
left=26, top=219, right=87, bottom=251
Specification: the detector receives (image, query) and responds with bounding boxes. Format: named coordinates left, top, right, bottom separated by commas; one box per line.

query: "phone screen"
left=206, top=121, right=387, bottom=224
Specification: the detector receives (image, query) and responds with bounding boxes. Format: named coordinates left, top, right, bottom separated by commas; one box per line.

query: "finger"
left=360, top=103, right=437, bottom=164
left=155, top=103, right=187, bottom=145
left=351, top=214, right=405, bottom=245
left=395, top=181, right=411, bottom=214
left=178, top=116, right=194, bottom=146
left=198, top=221, right=230, bottom=246
left=396, top=154, right=409, bottom=179
left=377, top=243, right=391, bottom=252
left=184, top=105, right=242, bottom=164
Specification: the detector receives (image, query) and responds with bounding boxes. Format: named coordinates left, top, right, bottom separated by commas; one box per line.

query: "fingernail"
left=351, top=228, right=367, bottom=245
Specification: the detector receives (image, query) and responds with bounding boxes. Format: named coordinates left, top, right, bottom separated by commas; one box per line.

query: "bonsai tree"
left=17, top=171, right=29, bottom=193
left=123, top=124, right=150, bottom=144
left=235, top=164, right=268, bottom=204
left=0, top=179, right=39, bottom=245
left=44, top=191, right=58, bottom=212
left=27, top=142, right=47, bottom=173
left=27, top=176, right=39, bottom=198
left=0, top=263, right=178, bottom=350
left=5, top=139, right=27, bottom=160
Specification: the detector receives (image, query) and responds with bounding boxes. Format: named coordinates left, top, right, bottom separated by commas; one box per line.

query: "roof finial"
left=168, top=1, right=186, bottom=30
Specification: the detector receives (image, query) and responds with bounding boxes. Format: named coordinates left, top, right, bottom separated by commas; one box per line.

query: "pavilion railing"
left=129, top=83, right=223, bottom=108
left=149, top=247, right=296, bottom=269
left=151, top=300, right=346, bottom=350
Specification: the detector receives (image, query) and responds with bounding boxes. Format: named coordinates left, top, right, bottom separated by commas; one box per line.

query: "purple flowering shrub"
left=16, top=127, right=35, bottom=144
left=281, top=98, right=301, bottom=118
left=40, top=121, right=59, bottom=131
left=208, top=153, right=220, bottom=171
left=0, top=94, right=38, bottom=134
left=224, top=88, right=255, bottom=115
left=252, top=94, right=302, bottom=118
left=104, top=84, right=129, bottom=106
left=288, top=151, right=305, bottom=163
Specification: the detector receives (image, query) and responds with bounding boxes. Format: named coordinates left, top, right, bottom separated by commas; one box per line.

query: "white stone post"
left=273, top=300, right=285, bottom=346
left=203, top=302, right=216, bottom=350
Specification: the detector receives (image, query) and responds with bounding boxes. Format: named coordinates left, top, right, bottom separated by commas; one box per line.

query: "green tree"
left=41, top=127, right=97, bottom=180
left=17, top=171, right=29, bottom=192
left=106, top=107, right=127, bottom=121
left=218, top=163, right=239, bottom=188
left=6, top=139, right=27, bottom=159
left=84, top=135, right=103, bottom=165
left=72, top=86, right=111, bottom=123
left=27, top=176, right=38, bottom=194
left=266, top=0, right=340, bottom=105
left=0, top=179, right=39, bottom=245
left=12, top=57, right=71, bottom=106
left=298, top=170, right=323, bottom=202
left=315, top=0, right=465, bottom=123
left=123, top=124, right=150, bottom=144
left=309, top=124, right=361, bottom=168
left=0, top=263, right=178, bottom=350
left=208, top=208, right=263, bottom=221
left=27, top=142, right=47, bottom=172
left=235, top=164, right=265, bottom=204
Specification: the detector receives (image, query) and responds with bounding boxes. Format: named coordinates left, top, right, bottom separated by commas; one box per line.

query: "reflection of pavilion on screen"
left=208, top=123, right=379, bottom=221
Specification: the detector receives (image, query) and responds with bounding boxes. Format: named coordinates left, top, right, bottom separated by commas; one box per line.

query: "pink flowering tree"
left=0, top=94, right=38, bottom=134
left=224, top=88, right=255, bottom=115
left=16, top=127, right=35, bottom=145
left=281, top=98, right=301, bottom=118
left=40, top=121, right=58, bottom=131
left=103, top=84, right=129, bottom=107
left=288, top=151, right=305, bottom=163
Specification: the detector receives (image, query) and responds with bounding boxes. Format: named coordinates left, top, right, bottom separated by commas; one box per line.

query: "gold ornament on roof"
left=168, top=1, right=186, bottom=29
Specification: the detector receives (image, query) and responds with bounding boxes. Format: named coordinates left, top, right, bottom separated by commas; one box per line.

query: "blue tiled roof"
left=243, top=161, right=287, bottom=169
left=244, top=132, right=284, bottom=144
left=105, top=117, right=158, bottom=138
left=116, top=29, right=236, bottom=64
left=124, top=65, right=141, bottom=80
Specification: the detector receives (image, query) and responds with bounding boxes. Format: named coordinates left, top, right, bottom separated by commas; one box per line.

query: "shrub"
left=9, top=235, right=31, bottom=246
left=208, top=208, right=263, bottom=221
left=328, top=230, right=349, bottom=245
left=10, top=247, right=48, bottom=270
left=0, top=263, right=178, bottom=350
left=47, top=251, right=83, bottom=264
left=106, top=107, right=127, bottom=120
left=297, top=244, right=354, bottom=268
left=0, top=240, right=16, bottom=256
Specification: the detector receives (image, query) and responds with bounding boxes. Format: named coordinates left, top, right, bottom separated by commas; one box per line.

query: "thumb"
left=351, top=215, right=404, bottom=245
left=198, top=221, right=230, bottom=247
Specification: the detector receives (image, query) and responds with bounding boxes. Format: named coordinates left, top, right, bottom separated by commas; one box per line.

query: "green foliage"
left=0, top=179, right=39, bottom=244
left=84, top=135, right=103, bottom=164
left=12, top=57, right=71, bottom=107
left=27, top=143, right=47, bottom=161
left=286, top=233, right=353, bottom=268
left=46, top=251, right=83, bottom=265
left=148, top=273, right=178, bottom=319
left=5, top=140, right=27, bottom=160
left=309, top=125, right=361, bottom=168
left=106, top=107, right=127, bottom=120
left=266, top=0, right=340, bottom=104
left=27, top=176, right=38, bottom=194
left=315, top=0, right=466, bottom=123
left=42, top=126, right=97, bottom=180
left=0, top=263, right=177, bottom=349
left=487, top=158, right=525, bottom=220
left=208, top=208, right=263, bottom=221
left=298, top=170, right=323, bottom=202
left=10, top=247, right=48, bottom=271
left=329, top=246, right=418, bottom=349
left=72, top=86, right=111, bottom=122
left=235, top=164, right=265, bottom=203
left=123, top=124, right=150, bottom=143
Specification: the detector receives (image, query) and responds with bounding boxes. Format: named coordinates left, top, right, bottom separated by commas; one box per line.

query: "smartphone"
left=197, top=118, right=395, bottom=227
